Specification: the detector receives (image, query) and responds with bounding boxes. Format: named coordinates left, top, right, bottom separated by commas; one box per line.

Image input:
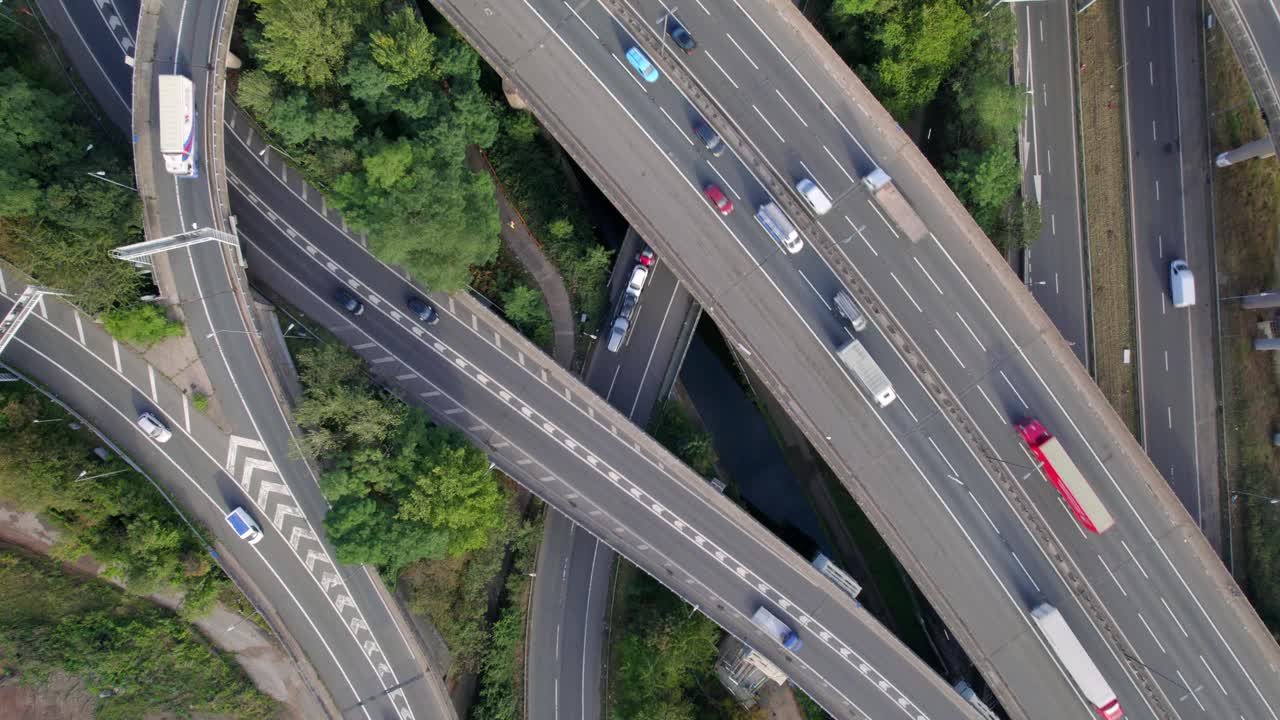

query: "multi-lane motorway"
left=30, top=0, right=1280, bottom=717
left=45, top=3, right=975, bottom=718
left=528, top=234, right=699, bottom=720
left=1119, top=0, right=1220, bottom=543
left=1018, top=1, right=1089, bottom=366
left=435, top=0, right=1280, bottom=717
left=38, top=0, right=454, bottom=717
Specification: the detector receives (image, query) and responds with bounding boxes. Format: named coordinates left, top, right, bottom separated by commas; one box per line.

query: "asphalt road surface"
left=48, top=1, right=971, bottom=715
left=1017, top=1, right=1090, bottom=366
left=435, top=0, right=1280, bottom=716
left=37, top=1, right=453, bottom=717
left=223, top=119, right=974, bottom=719
left=1120, top=0, right=1221, bottom=545
left=528, top=231, right=700, bottom=720
left=0, top=263, right=436, bottom=720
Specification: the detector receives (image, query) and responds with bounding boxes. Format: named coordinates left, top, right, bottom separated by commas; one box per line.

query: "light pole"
left=1232, top=491, right=1280, bottom=505
left=31, top=417, right=66, bottom=424
left=85, top=171, right=137, bottom=192
left=76, top=468, right=129, bottom=482
left=206, top=329, right=260, bottom=339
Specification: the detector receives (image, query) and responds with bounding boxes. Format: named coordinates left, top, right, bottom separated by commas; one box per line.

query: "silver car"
left=137, top=411, right=172, bottom=443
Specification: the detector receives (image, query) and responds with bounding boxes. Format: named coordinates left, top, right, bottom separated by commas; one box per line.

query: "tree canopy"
left=292, top=344, right=507, bottom=577
left=0, top=23, right=147, bottom=315
left=826, top=0, right=974, bottom=118
left=240, top=4, right=500, bottom=291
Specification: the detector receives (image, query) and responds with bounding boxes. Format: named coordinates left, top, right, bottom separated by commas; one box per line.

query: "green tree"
left=369, top=7, right=439, bottom=88
left=263, top=93, right=359, bottom=147
left=322, top=413, right=506, bottom=573
left=102, top=304, right=184, bottom=348
left=501, top=285, right=552, bottom=347
left=0, top=61, right=147, bottom=315
left=0, top=556, right=277, bottom=720
left=332, top=135, right=499, bottom=291
left=0, top=388, right=216, bottom=600
left=611, top=573, right=722, bottom=720
left=235, top=69, right=277, bottom=116
left=944, top=145, right=1020, bottom=232
left=250, top=0, right=370, bottom=87
left=652, top=402, right=719, bottom=477
left=870, top=0, right=974, bottom=117
left=293, top=344, right=403, bottom=457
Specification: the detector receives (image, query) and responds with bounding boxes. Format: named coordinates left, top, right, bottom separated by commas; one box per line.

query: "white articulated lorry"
left=157, top=75, right=198, bottom=178
left=1030, top=604, right=1124, bottom=720
left=837, top=339, right=896, bottom=408
left=862, top=168, right=926, bottom=242
left=751, top=606, right=802, bottom=651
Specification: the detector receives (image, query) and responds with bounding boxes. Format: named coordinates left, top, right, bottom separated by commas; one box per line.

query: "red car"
left=703, top=183, right=733, bottom=215
left=636, top=247, right=656, bottom=266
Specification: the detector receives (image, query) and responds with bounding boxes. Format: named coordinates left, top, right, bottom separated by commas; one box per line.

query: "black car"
left=407, top=296, right=439, bottom=324
left=668, top=21, right=696, bottom=53
left=692, top=120, right=725, bottom=157
left=334, top=287, right=364, bottom=316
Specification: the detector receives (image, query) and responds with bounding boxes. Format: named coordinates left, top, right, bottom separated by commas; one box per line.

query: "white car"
left=136, top=411, right=172, bottom=443
left=796, top=178, right=832, bottom=215
left=225, top=507, right=264, bottom=545
left=627, top=265, right=649, bottom=296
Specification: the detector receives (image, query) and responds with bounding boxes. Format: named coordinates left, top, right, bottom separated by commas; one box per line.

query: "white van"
left=796, top=178, right=832, bottom=216
left=755, top=202, right=803, bottom=254
left=225, top=507, right=264, bottom=545
left=1170, top=259, right=1195, bottom=308
left=833, top=290, right=867, bottom=332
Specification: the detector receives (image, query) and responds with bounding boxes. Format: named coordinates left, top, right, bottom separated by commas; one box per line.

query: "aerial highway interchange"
left=12, top=0, right=1280, bottom=719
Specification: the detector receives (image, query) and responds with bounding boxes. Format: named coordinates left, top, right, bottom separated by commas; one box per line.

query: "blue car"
left=625, top=47, right=659, bottom=83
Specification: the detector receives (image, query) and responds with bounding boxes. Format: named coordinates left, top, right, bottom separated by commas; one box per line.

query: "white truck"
left=837, top=338, right=896, bottom=408
left=811, top=552, right=861, bottom=602
left=1030, top=604, right=1124, bottom=720
left=862, top=168, right=926, bottom=243
left=157, top=75, right=198, bottom=177
left=751, top=606, right=802, bottom=651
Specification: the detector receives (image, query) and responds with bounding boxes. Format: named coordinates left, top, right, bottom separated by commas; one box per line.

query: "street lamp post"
left=76, top=468, right=130, bottom=482
left=86, top=171, right=137, bottom=192
left=1232, top=491, right=1280, bottom=505
left=206, top=329, right=260, bottom=339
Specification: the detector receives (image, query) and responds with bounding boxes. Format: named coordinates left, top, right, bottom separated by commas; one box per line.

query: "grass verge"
left=0, top=545, right=277, bottom=719
left=1205, top=21, right=1280, bottom=631
left=1077, top=0, right=1140, bottom=436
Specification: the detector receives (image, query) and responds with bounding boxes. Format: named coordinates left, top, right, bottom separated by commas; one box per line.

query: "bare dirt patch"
left=1077, top=0, right=1140, bottom=435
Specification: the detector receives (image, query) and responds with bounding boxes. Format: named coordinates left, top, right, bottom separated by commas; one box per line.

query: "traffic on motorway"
left=24, top=0, right=1280, bottom=718
left=439, top=0, right=1280, bottom=717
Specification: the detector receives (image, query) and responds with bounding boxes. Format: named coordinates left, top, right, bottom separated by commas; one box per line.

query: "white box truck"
left=837, top=339, right=896, bottom=408
left=157, top=75, right=197, bottom=177
left=1030, top=604, right=1124, bottom=720
left=1169, top=259, right=1195, bottom=308
left=862, top=169, right=926, bottom=243
left=751, top=606, right=802, bottom=651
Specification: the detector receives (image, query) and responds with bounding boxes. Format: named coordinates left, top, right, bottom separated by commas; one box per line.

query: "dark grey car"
left=692, top=120, right=724, bottom=157
left=334, top=287, right=364, bottom=316
left=407, top=296, right=439, bottom=324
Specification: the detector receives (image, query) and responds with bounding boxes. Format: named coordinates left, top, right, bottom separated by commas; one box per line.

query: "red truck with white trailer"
left=1016, top=419, right=1115, bottom=534
left=1031, top=603, right=1124, bottom=720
